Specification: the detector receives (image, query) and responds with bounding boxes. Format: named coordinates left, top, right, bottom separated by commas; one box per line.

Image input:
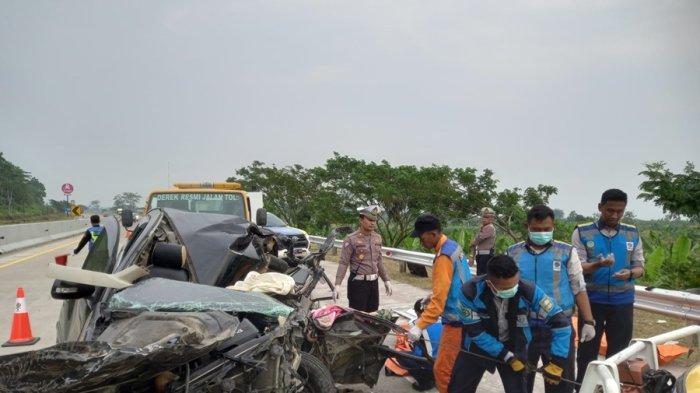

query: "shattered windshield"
left=108, top=278, right=292, bottom=318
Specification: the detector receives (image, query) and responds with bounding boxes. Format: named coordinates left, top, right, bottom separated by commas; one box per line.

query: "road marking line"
left=0, top=239, right=79, bottom=270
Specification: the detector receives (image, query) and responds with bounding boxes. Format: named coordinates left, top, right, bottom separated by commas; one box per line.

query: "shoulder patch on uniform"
left=539, top=296, right=554, bottom=314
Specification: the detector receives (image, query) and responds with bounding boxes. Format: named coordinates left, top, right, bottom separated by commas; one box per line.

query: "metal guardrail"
left=579, top=324, right=700, bottom=392
left=309, top=235, right=700, bottom=321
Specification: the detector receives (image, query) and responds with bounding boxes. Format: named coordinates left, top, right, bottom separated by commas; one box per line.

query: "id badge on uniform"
left=553, top=260, right=562, bottom=272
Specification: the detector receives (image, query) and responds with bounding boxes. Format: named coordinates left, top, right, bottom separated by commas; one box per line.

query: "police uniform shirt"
left=335, top=230, right=389, bottom=283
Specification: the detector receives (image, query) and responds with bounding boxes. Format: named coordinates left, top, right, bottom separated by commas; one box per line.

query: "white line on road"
left=0, top=239, right=78, bottom=270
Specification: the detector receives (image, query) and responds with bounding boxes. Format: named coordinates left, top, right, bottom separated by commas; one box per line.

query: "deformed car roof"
left=160, top=208, right=249, bottom=286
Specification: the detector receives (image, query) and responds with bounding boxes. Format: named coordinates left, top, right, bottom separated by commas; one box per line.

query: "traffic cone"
left=2, top=287, right=40, bottom=347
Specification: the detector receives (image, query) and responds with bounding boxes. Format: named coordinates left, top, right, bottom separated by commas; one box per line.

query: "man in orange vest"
left=408, top=214, right=471, bottom=392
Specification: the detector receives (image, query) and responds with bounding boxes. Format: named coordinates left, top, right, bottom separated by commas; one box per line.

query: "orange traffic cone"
left=2, top=287, right=40, bottom=347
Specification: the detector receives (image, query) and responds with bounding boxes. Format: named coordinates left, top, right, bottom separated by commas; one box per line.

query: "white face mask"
left=528, top=231, right=553, bottom=246
left=488, top=280, right=519, bottom=299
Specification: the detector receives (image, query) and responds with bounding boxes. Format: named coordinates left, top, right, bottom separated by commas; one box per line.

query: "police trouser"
left=347, top=273, right=379, bottom=312
left=475, top=254, right=493, bottom=276
left=575, top=302, right=633, bottom=386
left=526, top=324, right=576, bottom=393
left=434, top=324, right=463, bottom=393
left=448, top=350, right=527, bottom=393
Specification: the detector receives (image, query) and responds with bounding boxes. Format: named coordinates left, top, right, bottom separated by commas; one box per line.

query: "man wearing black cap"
left=334, top=205, right=392, bottom=312
left=409, top=214, right=471, bottom=393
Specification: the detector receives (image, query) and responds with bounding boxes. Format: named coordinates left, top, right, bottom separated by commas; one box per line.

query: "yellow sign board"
left=71, top=205, right=83, bottom=216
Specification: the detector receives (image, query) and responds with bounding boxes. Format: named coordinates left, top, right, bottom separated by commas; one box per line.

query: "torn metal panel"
left=0, top=311, right=240, bottom=393
left=108, top=277, right=293, bottom=319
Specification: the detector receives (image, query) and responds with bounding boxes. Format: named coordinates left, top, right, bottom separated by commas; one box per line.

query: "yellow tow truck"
left=144, top=182, right=265, bottom=223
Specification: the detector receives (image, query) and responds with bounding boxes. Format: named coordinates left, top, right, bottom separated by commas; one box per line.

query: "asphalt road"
left=0, top=235, right=86, bottom=356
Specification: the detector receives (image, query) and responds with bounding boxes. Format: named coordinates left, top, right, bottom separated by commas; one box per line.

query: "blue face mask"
left=489, top=281, right=519, bottom=299
left=529, top=231, right=553, bottom=246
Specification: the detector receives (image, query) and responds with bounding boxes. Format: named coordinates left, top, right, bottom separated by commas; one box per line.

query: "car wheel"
left=297, top=352, right=336, bottom=393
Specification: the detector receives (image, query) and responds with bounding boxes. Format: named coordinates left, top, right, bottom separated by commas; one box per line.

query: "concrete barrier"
left=0, top=218, right=89, bottom=254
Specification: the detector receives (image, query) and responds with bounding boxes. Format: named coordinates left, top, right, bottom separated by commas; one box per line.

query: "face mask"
left=489, top=281, right=519, bottom=299
left=529, top=231, right=553, bottom=246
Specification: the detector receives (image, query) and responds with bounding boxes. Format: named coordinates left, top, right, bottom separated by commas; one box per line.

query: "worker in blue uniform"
left=507, top=204, right=596, bottom=393
left=448, top=255, right=572, bottom=393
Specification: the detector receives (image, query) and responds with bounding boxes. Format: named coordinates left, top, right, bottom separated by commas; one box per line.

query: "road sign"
left=71, top=205, right=83, bottom=216
left=61, top=183, right=74, bottom=195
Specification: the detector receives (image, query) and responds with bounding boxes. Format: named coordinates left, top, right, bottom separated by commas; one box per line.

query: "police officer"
left=573, top=189, right=645, bottom=385
left=450, top=255, right=572, bottom=393
left=334, top=205, right=392, bottom=312
left=74, top=215, right=103, bottom=254
left=470, top=207, right=497, bottom=275
left=408, top=214, right=471, bottom=393
left=507, top=205, right=596, bottom=393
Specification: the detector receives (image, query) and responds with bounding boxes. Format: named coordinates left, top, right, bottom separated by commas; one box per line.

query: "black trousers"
left=396, top=350, right=435, bottom=388
left=575, top=302, right=633, bottom=385
left=448, top=351, right=527, bottom=393
left=475, top=254, right=492, bottom=276
left=526, top=325, right=576, bottom=393
left=347, top=273, right=379, bottom=312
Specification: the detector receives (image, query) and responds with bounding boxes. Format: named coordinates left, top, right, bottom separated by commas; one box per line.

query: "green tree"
left=553, top=209, right=565, bottom=220
left=89, top=200, right=101, bottom=212
left=229, top=161, right=345, bottom=230
left=113, top=192, right=142, bottom=210
left=490, top=185, right=558, bottom=242
left=639, top=161, right=700, bottom=220
left=0, top=152, right=47, bottom=216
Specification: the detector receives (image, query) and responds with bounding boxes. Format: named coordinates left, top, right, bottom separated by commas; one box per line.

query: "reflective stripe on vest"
left=87, top=226, right=103, bottom=250
left=577, top=222, right=639, bottom=304
left=508, top=241, right=575, bottom=314
left=440, top=238, right=472, bottom=323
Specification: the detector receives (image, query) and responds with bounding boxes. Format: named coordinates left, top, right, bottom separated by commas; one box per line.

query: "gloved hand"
left=542, top=362, right=563, bottom=385
left=408, top=325, right=422, bottom=341
left=580, top=323, right=596, bottom=343
left=504, top=352, right=526, bottom=372
left=384, top=280, right=393, bottom=296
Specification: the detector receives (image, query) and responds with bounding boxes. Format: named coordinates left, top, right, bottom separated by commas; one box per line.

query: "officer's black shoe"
left=411, top=381, right=434, bottom=391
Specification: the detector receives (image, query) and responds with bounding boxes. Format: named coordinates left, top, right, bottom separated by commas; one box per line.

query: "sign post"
left=61, top=183, right=74, bottom=216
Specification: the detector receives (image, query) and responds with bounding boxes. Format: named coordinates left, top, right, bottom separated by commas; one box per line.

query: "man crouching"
left=448, top=255, right=572, bottom=393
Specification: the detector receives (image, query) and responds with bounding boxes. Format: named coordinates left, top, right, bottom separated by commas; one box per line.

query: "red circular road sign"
left=61, top=183, right=74, bottom=195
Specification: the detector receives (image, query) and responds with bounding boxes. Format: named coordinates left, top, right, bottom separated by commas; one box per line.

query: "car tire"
left=298, top=352, right=336, bottom=393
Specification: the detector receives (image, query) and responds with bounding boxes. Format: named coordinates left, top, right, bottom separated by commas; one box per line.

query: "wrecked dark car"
left=0, top=208, right=429, bottom=392
left=0, top=209, right=334, bottom=392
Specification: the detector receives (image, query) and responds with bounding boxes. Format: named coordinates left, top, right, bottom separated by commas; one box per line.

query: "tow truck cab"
left=144, top=182, right=265, bottom=223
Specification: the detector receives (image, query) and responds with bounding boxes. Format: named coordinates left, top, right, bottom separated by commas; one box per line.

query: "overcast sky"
left=1, top=1, right=698, bottom=219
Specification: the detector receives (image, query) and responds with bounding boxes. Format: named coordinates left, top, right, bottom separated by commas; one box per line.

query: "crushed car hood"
left=0, top=311, right=240, bottom=393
